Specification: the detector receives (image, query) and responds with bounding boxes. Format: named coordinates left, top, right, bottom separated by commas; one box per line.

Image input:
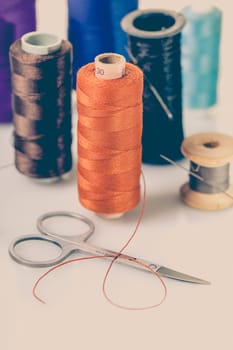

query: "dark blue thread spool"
left=68, top=0, right=138, bottom=88
left=121, top=9, right=186, bottom=164
left=68, top=0, right=114, bottom=88
left=110, top=0, right=138, bottom=58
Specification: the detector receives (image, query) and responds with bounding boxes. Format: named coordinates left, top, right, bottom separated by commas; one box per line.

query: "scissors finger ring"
left=8, top=211, right=95, bottom=267
left=37, top=211, right=95, bottom=243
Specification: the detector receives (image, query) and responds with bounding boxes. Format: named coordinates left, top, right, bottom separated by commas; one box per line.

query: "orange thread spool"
left=77, top=53, right=143, bottom=217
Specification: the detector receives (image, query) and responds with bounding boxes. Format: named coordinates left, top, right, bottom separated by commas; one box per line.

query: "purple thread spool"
left=0, top=18, right=14, bottom=123
left=0, top=0, right=36, bottom=123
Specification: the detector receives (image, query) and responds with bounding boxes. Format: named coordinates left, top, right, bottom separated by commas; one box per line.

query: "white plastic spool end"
left=21, top=32, right=62, bottom=55
left=95, top=53, right=126, bottom=80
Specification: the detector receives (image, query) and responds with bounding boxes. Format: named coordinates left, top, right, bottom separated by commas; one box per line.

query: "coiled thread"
left=181, top=5, right=222, bottom=109
left=0, top=18, right=14, bottom=123
left=77, top=62, right=143, bottom=214
left=189, top=162, right=229, bottom=194
left=0, top=0, right=36, bottom=123
left=121, top=9, right=185, bottom=164
left=10, top=38, right=73, bottom=179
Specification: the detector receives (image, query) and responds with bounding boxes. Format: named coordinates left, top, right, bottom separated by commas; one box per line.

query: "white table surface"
left=1, top=0, right=233, bottom=349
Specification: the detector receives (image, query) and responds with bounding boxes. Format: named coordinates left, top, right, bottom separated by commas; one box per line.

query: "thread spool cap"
left=95, top=53, right=126, bottom=80
left=181, top=132, right=233, bottom=167
left=21, top=32, right=62, bottom=55
left=121, top=9, right=186, bottom=39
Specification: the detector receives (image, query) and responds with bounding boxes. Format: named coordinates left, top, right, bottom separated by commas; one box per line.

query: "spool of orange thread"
left=77, top=53, right=143, bottom=218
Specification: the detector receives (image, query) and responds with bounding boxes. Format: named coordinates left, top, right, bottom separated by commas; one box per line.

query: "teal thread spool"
left=181, top=5, right=222, bottom=110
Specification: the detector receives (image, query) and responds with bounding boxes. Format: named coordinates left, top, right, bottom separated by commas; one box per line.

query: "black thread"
left=122, top=10, right=185, bottom=164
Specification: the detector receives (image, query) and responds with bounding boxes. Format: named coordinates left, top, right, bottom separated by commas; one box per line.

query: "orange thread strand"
left=32, top=171, right=167, bottom=310
left=33, top=254, right=167, bottom=310
left=102, top=171, right=167, bottom=310
left=77, top=62, right=143, bottom=214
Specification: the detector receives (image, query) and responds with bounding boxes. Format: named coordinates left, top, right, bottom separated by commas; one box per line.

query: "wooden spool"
left=180, top=132, right=233, bottom=210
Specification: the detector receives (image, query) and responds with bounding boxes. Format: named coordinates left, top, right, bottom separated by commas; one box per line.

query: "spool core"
left=94, top=53, right=127, bottom=219
left=95, top=53, right=126, bottom=80
left=203, top=141, right=219, bottom=149
left=180, top=132, right=233, bottom=210
left=21, top=32, right=62, bottom=55
left=121, top=9, right=185, bottom=39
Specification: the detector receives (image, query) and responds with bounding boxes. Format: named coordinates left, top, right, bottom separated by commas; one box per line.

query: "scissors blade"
left=156, top=266, right=210, bottom=285
left=79, top=243, right=210, bottom=285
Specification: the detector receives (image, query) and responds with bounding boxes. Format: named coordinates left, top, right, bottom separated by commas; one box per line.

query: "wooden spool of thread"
left=77, top=53, right=143, bottom=219
left=180, top=132, right=233, bottom=210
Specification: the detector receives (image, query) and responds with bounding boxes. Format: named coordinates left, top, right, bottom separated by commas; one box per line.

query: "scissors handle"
left=8, top=235, right=75, bottom=268
left=9, top=211, right=95, bottom=268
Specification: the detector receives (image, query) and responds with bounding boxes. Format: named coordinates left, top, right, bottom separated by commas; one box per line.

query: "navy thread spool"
left=68, top=0, right=114, bottom=88
left=110, top=0, right=138, bottom=58
left=68, top=0, right=138, bottom=89
left=181, top=5, right=222, bottom=110
left=121, top=9, right=186, bottom=165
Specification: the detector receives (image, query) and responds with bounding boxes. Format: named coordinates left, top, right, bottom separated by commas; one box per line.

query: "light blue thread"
left=181, top=6, right=222, bottom=109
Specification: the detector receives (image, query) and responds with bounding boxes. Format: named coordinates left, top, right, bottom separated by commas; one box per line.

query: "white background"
left=1, top=1, right=233, bottom=349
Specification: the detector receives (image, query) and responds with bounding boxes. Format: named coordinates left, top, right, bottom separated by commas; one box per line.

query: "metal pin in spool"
left=180, top=132, right=233, bottom=210
left=94, top=52, right=126, bottom=219
left=20, top=32, right=71, bottom=183
left=120, top=8, right=185, bottom=120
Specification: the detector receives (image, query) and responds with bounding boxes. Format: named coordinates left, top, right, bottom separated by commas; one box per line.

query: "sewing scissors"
left=9, top=211, right=210, bottom=284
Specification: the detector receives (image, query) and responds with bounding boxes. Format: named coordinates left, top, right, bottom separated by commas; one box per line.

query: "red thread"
left=32, top=172, right=168, bottom=310
left=33, top=255, right=167, bottom=310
